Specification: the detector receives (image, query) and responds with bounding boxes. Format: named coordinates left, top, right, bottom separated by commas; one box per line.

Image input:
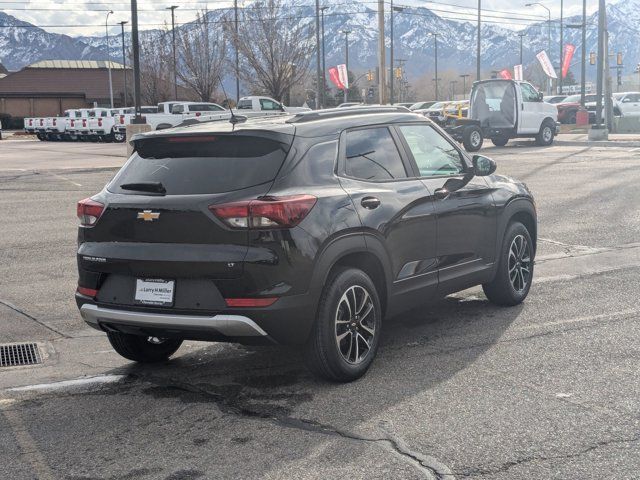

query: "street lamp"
left=130, top=0, right=142, bottom=121
left=105, top=10, right=114, bottom=108
left=525, top=2, right=551, bottom=93
left=476, top=0, right=481, bottom=81
left=390, top=2, right=404, bottom=105
left=559, top=0, right=563, bottom=95
left=342, top=30, right=351, bottom=103
left=428, top=33, right=439, bottom=100
left=118, top=21, right=128, bottom=106
left=166, top=6, right=179, bottom=101
left=315, top=0, right=322, bottom=109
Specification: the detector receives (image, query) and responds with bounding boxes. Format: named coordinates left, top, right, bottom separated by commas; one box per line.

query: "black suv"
left=76, top=107, right=536, bottom=382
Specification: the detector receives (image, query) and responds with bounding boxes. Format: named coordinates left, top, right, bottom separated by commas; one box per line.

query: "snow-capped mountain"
left=1, top=0, right=639, bottom=80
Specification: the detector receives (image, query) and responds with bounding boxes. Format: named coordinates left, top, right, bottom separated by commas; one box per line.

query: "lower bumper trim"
left=80, top=304, right=267, bottom=337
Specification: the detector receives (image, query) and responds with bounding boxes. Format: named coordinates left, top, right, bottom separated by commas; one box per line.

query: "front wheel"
left=305, top=268, right=382, bottom=382
left=462, top=125, right=483, bottom=152
left=107, top=332, right=183, bottom=363
left=535, top=121, right=555, bottom=146
left=483, top=222, right=534, bottom=306
left=113, top=131, right=126, bottom=143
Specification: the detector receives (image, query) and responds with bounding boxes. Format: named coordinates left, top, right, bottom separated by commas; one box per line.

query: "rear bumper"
left=80, top=303, right=267, bottom=337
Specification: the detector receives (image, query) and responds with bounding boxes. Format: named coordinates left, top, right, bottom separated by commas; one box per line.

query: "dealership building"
left=0, top=60, right=130, bottom=118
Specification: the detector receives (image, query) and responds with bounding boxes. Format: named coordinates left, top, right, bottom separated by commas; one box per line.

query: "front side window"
left=260, top=99, right=281, bottom=111
left=172, top=104, right=184, bottom=114
left=521, top=83, right=540, bottom=102
left=398, top=125, right=465, bottom=177
left=344, top=127, right=407, bottom=181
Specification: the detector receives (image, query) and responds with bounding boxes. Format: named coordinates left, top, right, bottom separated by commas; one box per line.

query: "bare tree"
left=137, top=30, right=173, bottom=105
left=225, top=0, right=313, bottom=102
left=177, top=10, right=227, bottom=102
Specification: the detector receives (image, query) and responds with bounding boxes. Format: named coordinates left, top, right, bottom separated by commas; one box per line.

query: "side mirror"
left=472, top=155, right=497, bottom=176
left=538, top=92, right=544, bottom=102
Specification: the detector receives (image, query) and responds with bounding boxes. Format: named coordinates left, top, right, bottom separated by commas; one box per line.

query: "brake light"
left=53, top=119, right=57, bottom=126
left=29, top=119, right=33, bottom=126
left=82, top=119, right=86, bottom=127
left=120, top=115, right=124, bottom=124
left=77, top=286, right=98, bottom=298
left=77, top=198, right=105, bottom=226
left=98, top=118, right=102, bottom=127
left=210, top=195, right=317, bottom=229
left=70, top=120, right=75, bottom=127
left=195, top=112, right=201, bottom=117
left=40, top=119, right=43, bottom=126
left=225, top=298, right=278, bottom=308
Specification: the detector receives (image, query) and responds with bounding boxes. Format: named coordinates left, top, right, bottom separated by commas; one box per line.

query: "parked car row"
left=23, top=96, right=310, bottom=142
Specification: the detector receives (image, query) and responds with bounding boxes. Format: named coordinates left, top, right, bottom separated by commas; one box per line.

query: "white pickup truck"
left=88, top=107, right=135, bottom=142
left=45, top=110, right=80, bottom=141
left=236, top=96, right=311, bottom=114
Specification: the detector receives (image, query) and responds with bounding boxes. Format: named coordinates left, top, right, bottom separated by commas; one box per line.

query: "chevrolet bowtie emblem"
left=137, top=210, right=160, bottom=221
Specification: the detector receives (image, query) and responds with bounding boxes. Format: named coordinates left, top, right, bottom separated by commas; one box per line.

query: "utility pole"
left=595, top=0, right=605, bottom=127
left=518, top=32, right=526, bottom=65
left=559, top=0, right=563, bottom=94
left=390, top=0, right=395, bottom=105
left=378, top=0, right=386, bottom=104
left=105, top=10, right=114, bottom=108
left=234, top=0, right=240, bottom=102
left=434, top=33, right=439, bottom=100
left=343, top=30, right=351, bottom=103
left=460, top=74, right=470, bottom=98
left=119, top=21, right=128, bottom=106
left=131, top=0, right=142, bottom=121
left=581, top=0, right=586, bottom=106
left=320, top=7, right=328, bottom=107
left=167, top=6, right=178, bottom=101
left=476, top=0, right=481, bottom=81
left=315, top=0, right=322, bottom=109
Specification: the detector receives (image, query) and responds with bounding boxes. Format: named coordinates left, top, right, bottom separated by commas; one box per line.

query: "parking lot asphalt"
left=1, top=136, right=640, bottom=479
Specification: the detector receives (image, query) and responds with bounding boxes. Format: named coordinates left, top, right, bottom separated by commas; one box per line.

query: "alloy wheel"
left=508, top=234, right=531, bottom=293
left=471, top=130, right=482, bottom=147
left=543, top=126, right=553, bottom=143
left=335, top=285, right=376, bottom=365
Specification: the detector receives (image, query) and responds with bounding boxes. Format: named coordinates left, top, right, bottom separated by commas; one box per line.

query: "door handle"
left=361, top=197, right=381, bottom=209
left=434, top=188, right=450, bottom=200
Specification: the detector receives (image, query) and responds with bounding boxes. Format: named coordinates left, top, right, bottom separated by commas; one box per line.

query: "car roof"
left=134, top=108, right=429, bottom=141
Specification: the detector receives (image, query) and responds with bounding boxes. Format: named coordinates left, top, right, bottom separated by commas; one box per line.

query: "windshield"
left=562, top=95, right=581, bottom=103
left=110, top=135, right=291, bottom=195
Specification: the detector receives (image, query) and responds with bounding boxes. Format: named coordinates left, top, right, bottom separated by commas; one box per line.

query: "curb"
left=553, top=140, right=640, bottom=148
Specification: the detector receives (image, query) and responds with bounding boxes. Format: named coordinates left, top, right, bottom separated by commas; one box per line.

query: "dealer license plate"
left=134, top=279, right=175, bottom=306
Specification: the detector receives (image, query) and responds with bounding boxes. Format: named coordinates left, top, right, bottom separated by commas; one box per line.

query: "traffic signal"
left=395, top=67, right=402, bottom=79
left=590, top=52, right=596, bottom=65
left=617, top=52, right=623, bottom=66
left=366, top=70, right=373, bottom=82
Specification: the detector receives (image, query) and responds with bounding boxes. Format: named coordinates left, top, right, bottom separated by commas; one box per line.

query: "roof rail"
left=286, top=106, right=411, bottom=124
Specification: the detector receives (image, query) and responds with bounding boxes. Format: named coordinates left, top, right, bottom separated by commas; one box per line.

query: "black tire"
left=462, top=125, right=483, bottom=152
left=36, top=133, right=46, bottom=141
left=305, top=268, right=382, bottom=382
left=113, top=131, right=126, bottom=143
left=491, top=135, right=509, bottom=147
left=107, top=332, right=183, bottom=363
left=535, top=120, right=555, bottom=146
left=482, top=222, right=534, bottom=306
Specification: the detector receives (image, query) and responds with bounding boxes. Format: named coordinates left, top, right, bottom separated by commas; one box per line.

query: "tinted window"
left=110, top=135, right=291, bottom=195
left=188, top=104, right=224, bottom=112
left=345, top=127, right=406, bottom=181
left=140, top=107, right=157, bottom=113
left=399, top=125, right=464, bottom=177
left=237, top=100, right=253, bottom=110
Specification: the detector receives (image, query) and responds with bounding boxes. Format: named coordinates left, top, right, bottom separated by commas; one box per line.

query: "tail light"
left=98, top=118, right=102, bottom=127
left=77, top=286, right=98, bottom=298
left=82, top=119, right=87, bottom=127
left=77, top=198, right=105, bottom=226
left=195, top=112, right=201, bottom=117
left=29, top=119, right=33, bottom=126
left=119, top=115, right=125, bottom=124
left=70, top=120, right=75, bottom=127
left=53, top=119, right=57, bottom=126
left=209, top=195, right=317, bottom=229
left=40, top=119, right=44, bottom=126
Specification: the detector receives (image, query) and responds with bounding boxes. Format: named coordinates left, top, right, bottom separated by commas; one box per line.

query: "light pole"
left=390, top=2, right=404, bottom=104
left=118, top=21, right=128, bottom=106
left=518, top=32, right=526, bottom=65
left=131, top=0, right=142, bottom=121
left=320, top=6, right=328, bottom=107
left=342, top=30, right=351, bottom=103
left=315, top=0, right=322, bottom=109
left=567, top=16, right=587, bottom=106
left=105, top=10, right=114, bottom=108
left=525, top=2, right=551, bottom=93
left=559, top=0, right=563, bottom=94
left=429, top=33, right=439, bottom=100
left=233, top=0, right=240, bottom=103
left=476, top=0, right=481, bottom=81
left=166, top=6, right=178, bottom=101
left=459, top=74, right=470, bottom=98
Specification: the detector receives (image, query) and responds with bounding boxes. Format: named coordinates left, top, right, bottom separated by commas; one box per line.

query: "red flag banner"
left=562, top=44, right=576, bottom=79
left=499, top=69, right=513, bottom=80
left=328, top=67, right=345, bottom=89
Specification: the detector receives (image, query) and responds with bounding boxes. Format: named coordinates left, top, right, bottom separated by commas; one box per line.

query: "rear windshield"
left=109, top=135, right=291, bottom=195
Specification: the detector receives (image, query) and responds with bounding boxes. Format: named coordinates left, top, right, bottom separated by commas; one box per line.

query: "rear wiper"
left=119, top=181, right=166, bottom=194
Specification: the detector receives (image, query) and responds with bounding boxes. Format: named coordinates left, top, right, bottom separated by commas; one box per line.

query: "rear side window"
left=237, top=100, right=253, bottom=110
left=110, top=135, right=291, bottom=195
left=344, top=127, right=406, bottom=181
left=188, top=104, right=224, bottom=112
